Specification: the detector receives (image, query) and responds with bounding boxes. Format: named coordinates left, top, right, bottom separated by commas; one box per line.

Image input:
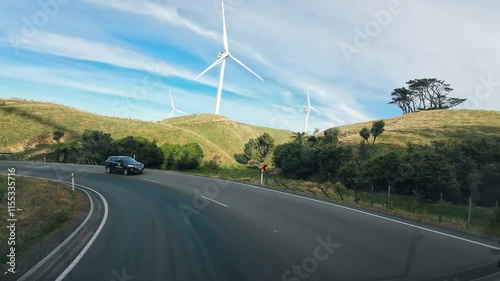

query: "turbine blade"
left=176, top=109, right=188, bottom=115
left=310, top=107, right=319, bottom=113
left=229, top=54, right=264, bottom=81
left=304, top=111, right=310, bottom=133
left=307, top=86, right=311, bottom=107
left=168, top=109, right=175, bottom=118
left=195, top=57, right=225, bottom=80
left=169, top=89, right=174, bottom=108
left=222, top=0, right=229, bottom=52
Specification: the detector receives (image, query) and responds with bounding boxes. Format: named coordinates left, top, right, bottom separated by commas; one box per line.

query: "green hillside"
left=334, top=109, right=500, bottom=147
left=2, top=98, right=499, bottom=165
left=0, top=98, right=293, bottom=165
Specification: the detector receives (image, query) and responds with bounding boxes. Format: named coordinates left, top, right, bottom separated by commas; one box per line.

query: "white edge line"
left=54, top=183, right=109, bottom=281
left=125, top=171, right=500, bottom=250
left=201, top=195, right=228, bottom=208
left=143, top=179, right=160, bottom=184
left=233, top=182, right=500, bottom=251
left=17, top=185, right=94, bottom=281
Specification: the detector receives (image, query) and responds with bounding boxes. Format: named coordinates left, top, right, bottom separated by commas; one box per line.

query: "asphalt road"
left=2, top=162, right=500, bottom=281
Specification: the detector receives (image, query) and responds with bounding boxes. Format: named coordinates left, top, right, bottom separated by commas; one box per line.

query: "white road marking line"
left=55, top=183, right=109, bottom=281
left=18, top=182, right=95, bottom=281
left=16, top=176, right=109, bottom=281
left=201, top=195, right=228, bottom=208
left=143, top=179, right=160, bottom=184
left=227, top=181, right=500, bottom=251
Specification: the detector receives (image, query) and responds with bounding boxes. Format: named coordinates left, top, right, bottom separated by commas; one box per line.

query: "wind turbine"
left=194, top=0, right=264, bottom=115
left=303, top=87, right=319, bottom=133
left=168, top=90, right=187, bottom=118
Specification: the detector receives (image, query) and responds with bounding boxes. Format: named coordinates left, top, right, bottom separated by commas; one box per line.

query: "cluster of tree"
left=359, top=120, right=385, bottom=145
left=271, top=123, right=499, bottom=206
left=49, top=129, right=204, bottom=170
left=389, top=78, right=467, bottom=114
left=273, top=130, right=350, bottom=180
left=52, top=130, right=164, bottom=168
left=161, top=143, right=204, bottom=170
left=337, top=138, right=500, bottom=206
left=235, top=133, right=275, bottom=166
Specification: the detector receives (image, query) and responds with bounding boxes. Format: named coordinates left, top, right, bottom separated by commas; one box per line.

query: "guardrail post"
left=467, top=196, right=472, bottom=228
left=71, top=173, right=75, bottom=192
left=439, top=192, right=443, bottom=223
left=260, top=170, right=263, bottom=185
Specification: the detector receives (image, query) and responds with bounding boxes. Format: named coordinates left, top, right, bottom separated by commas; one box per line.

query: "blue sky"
left=1, top=0, right=499, bottom=132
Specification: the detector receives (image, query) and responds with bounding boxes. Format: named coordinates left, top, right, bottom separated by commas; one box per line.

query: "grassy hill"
left=1, top=98, right=499, bottom=165
left=0, top=98, right=293, bottom=165
left=334, top=109, right=500, bottom=148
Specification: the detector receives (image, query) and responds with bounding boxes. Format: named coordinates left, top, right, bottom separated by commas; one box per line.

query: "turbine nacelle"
left=218, top=51, right=230, bottom=59
left=168, top=90, right=188, bottom=118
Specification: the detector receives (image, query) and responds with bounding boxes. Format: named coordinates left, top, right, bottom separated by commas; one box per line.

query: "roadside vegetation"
left=0, top=175, right=86, bottom=270
left=1, top=84, right=499, bottom=238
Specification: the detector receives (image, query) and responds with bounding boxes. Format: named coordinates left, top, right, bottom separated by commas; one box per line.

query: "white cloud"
left=2, top=0, right=499, bottom=130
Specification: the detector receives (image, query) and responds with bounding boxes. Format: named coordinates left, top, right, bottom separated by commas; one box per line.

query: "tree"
left=161, top=142, right=203, bottom=170
left=389, top=78, right=467, bottom=114
left=323, top=128, right=340, bottom=145
left=243, top=139, right=259, bottom=165
left=161, top=143, right=182, bottom=169
left=273, top=143, right=318, bottom=179
left=116, top=136, right=164, bottom=168
left=81, top=130, right=116, bottom=164
left=291, top=132, right=307, bottom=145
left=359, top=127, right=370, bottom=143
left=255, top=133, right=275, bottom=163
left=313, top=128, right=321, bottom=135
left=53, top=141, right=82, bottom=163
left=388, top=87, right=415, bottom=114
left=337, top=160, right=364, bottom=203
left=317, top=146, right=350, bottom=179
left=242, top=133, right=276, bottom=165
left=370, top=120, right=385, bottom=146
left=53, top=130, right=65, bottom=143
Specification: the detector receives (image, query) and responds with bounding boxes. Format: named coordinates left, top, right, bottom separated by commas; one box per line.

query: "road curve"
left=2, top=162, right=500, bottom=281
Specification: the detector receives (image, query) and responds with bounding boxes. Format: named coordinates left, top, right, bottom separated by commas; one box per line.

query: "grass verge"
left=0, top=174, right=87, bottom=271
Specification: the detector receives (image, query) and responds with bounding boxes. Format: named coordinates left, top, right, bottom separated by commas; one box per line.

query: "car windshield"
left=120, top=156, right=137, bottom=164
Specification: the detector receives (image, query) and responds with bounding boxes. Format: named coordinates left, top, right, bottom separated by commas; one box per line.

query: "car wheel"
left=138, top=171, right=143, bottom=174
left=106, top=167, right=111, bottom=174
left=123, top=168, right=129, bottom=175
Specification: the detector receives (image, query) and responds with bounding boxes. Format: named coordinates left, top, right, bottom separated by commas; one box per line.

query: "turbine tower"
left=168, top=90, right=187, bottom=118
left=303, top=86, right=319, bottom=133
left=194, top=0, right=264, bottom=115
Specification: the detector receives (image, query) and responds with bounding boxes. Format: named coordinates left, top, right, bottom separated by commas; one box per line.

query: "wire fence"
left=249, top=170, right=500, bottom=238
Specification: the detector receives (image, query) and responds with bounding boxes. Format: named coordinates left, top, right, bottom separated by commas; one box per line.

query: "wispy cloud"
left=1, top=0, right=499, bottom=131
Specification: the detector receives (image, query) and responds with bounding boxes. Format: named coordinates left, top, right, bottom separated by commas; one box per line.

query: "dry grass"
left=0, top=175, right=86, bottom=267
left=0, top=99, right=293, bottom=165
left=335, top=109, right=500, bottom=147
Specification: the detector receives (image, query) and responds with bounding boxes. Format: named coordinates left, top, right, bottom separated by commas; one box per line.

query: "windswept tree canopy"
left=389, top=78, right=466, bottom=114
